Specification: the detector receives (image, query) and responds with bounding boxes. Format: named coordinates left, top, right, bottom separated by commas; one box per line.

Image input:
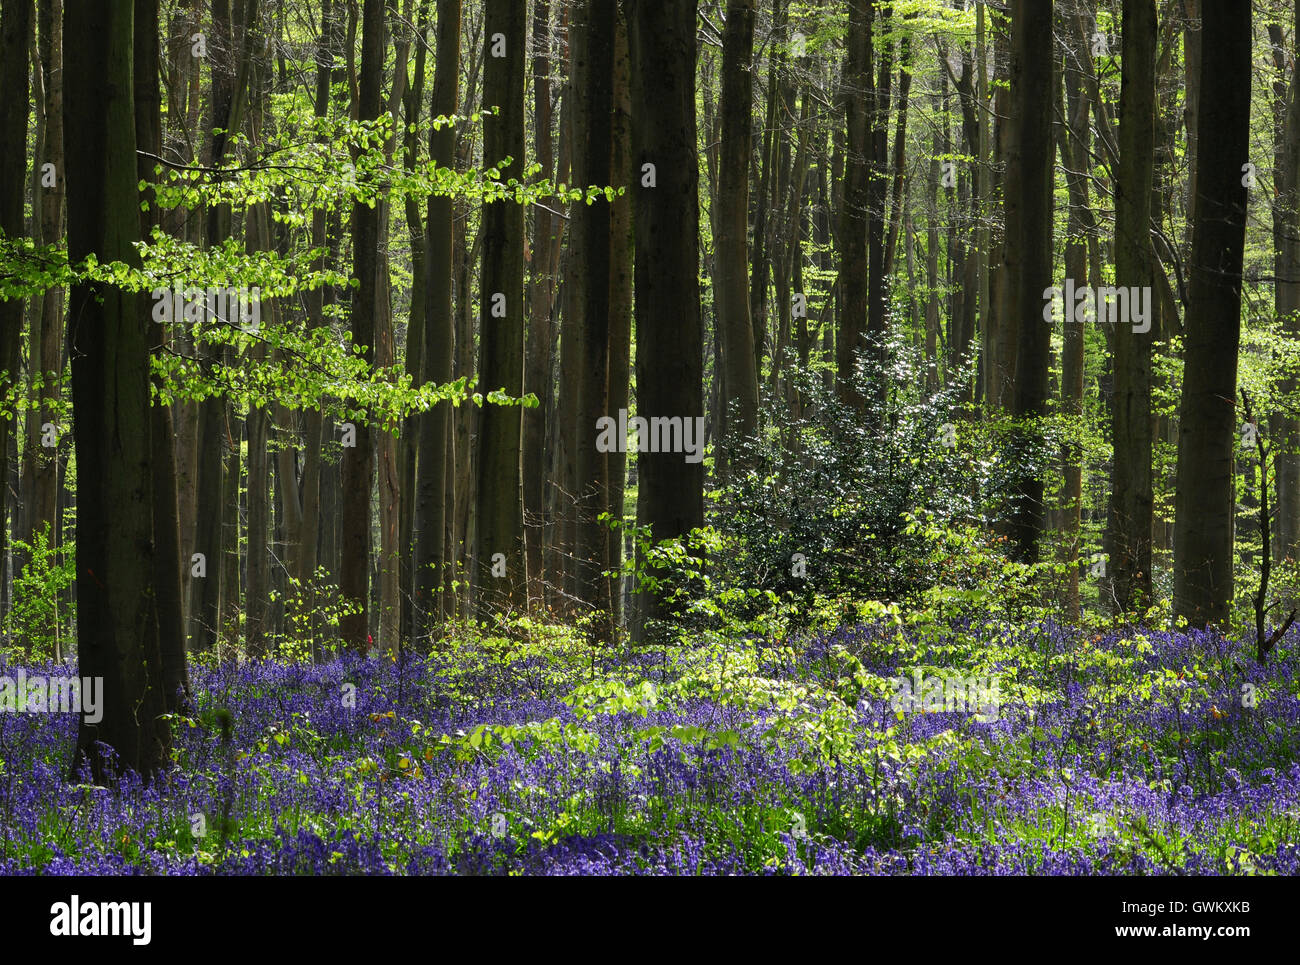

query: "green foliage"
left=263, top=568, right=363, bottom=663
left=4, top=524, right=74, bottom=661
left=708, top=343, right=1036, bottom=616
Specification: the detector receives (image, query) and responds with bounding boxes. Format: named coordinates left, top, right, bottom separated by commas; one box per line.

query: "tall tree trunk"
left=1006, top=0, right=1055, bottom=563
left=1108, top=0, right=1157, bottom=612
left=749, top=5, right=778, bottom=387
left=627, top=0, right=704, bottom=643
left=415, top=0, right=459, bottom=637
left=339, top=0, right=385, bottom=651
left=607, top=9, right=633, bottom=633
left=523, top=0, right=554, bottom=609
left=373, top=0, right=413, bottom=656
left=986, top=15, right=1014, bottom=410
left=1059, top=0, right=1093, bottom=618
left=1172, top=0, right=1251, bottom=629
left=883, top=25, right=912, bottom=281
left=136, top=0, right=189, bottom=701
left=1269, top=10, right=1300, bottom=564
left=570, top=0, right=617, bottom=634
left=285, top=0, right=340, bottom=657
left=0, top=0, right=30, bottom=629
left=22, top=0, right=65, bottom=659
left=192, top=0, right=251, bottom=651
left=399, top=0, right=430, bottom=641
left=475, top=0, right=528, bottom=616
left=925, top=121, right=941, bottom=393
left=65, top=0, right=170, bottom=779
left=836, top=0, right=872, bottom=409
left=715, top=0, right=759, bottom=469
left=1182, top=0, right=1201, bottom=242
left=865, top=2, right=891, bottom=389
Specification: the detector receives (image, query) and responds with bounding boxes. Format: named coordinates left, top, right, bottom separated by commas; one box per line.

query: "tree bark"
left=1269, top=10, right=1300, bottom=564
left=715, top=0, right=760, bottom=466
left=475, top=0, right=528, bottom=616
left=627, top=0, right=704, bottom=642
left=1107, top=0, right=1157, bottom=613
left=136, top=0, right=189, bottom=700
left=339, top=0, right=385, bottom=651
left=1172, top=0, right=1252, bottom=629
left=1006, top=0, right=1055, bottom=563
left=0, top=0, right=30, bottom=630
left=836, top=0, right=872, bottom=409
left=413, top=0, right=459, bottom=637
left=65, top=0, right=170, bottom=779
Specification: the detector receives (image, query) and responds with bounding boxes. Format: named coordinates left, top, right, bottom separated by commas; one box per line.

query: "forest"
left=0, top=0, right=1297, bottom=885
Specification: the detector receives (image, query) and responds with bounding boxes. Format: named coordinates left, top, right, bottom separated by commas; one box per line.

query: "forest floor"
left=2, top=617, right=1299, bottom=875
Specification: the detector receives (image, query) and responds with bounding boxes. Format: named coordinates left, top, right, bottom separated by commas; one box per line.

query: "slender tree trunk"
left=627, top=0, right=704, bottom=643
left=193, top=0, right=251, bottom=651
left=475, top=0, right=528, bottom=616
left=1006, top=0, right=1055, bottom=563
left=1059, top=0, right=1092, bottom=618
left=415, top=0, right=459, bottom=637
left=339, top=0, right=385, bottom=651
left=1172, top=0, right=1252, bottom=629
left=0, top=0, right=30, bottom=630
left=974, top=2, right=991, bottom=406
left=836, top=0, right=872, bottom=409
left=570, top=0, right=618, bottom=635
left=136, top=0, right=189, bottom=700
left=865, top=3, right=891, bottom=388
left=1182, top=0, right=1201, bottom=242
left=23, top=0, right=65, bottom=659
left=1108, top=0, right=1157, bottom=613
left=523, top=0, right=554, bottom=609
left=399, top=0, right=430, bottom=641
left=607, top=10, right=633, bottom=633
left=883, top=26, right=912, bottom=280
left=1269, top=10, right=1300, bottom=564
left=715, top=0, right=759, bottom=468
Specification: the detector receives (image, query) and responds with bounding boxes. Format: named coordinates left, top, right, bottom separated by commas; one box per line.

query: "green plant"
left=6, top=523, right=74, bottom=661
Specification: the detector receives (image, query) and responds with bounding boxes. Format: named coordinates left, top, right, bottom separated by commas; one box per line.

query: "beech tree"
left=1172, top=0, right=1253, bottom=628
left=627, top=0, right=704, bottom=640
left=65, top=0, right=170, bottom=778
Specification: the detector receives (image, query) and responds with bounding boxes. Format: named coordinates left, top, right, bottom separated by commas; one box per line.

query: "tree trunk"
left=399, top=0, right=430, bottom=641
left=414, top=0, right=459, bottom=637
left=865, top=3, right=891, bottom=389
left=1107, top=0, right=1157, bottom=613
left=339, top=0, right=385, bottom=651
left=836, top=0, right=871, bottom=408
left=715, top=0, right=759, bottom=466
left=1172, top=0, right=1252, bottom=629
left=523, top=0, right=554, bottom=609
left=65, top=0, right=170, bottom=780
left=475, top=0, right=528, bottom=616
left=570, top=0, right=619, bottom=635
left=1006, top=0, right=1055, bottom=563
left=1059, top=0, right=1093, bottom=618
left=627, top=0, right=704, bottom=643
left=22, top=0, right=65, bottom=659
left=1269, top=10, right=1300, bottom=564
left=136, top=0, right=189, bottom=701
left=607, top=10, right=633, bottom=633
left=0, top=0, right=30, bottom=630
